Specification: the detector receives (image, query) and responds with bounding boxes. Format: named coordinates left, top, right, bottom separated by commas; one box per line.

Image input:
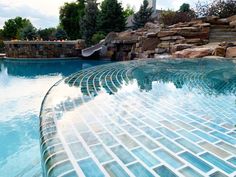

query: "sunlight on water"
left=0, top=59, right=109, bottom=177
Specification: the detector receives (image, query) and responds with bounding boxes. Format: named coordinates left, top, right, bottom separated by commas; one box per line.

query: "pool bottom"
left=40, top=59, right=236, bottom=177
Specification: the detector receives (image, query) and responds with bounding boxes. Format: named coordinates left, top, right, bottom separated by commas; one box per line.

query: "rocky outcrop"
left=171, top=44, right=193, bottom=53
left=173, top=48, right=213, bottom=58
left=226, top=47, right=236, bottom=58
left=102, top=15, right=236, bottom=60
left=212, top=47, right=226, bottom=57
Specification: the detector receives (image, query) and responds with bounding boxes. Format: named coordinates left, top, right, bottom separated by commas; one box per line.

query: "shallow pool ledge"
left=40, top=58, right=236, bottom=177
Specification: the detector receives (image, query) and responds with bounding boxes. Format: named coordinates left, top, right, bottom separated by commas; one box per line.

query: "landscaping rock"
left=171, top=44, right=193, bottom=53
left=158, top=31, right=176, bottom=37
left=157, top=42, right=174, bottom=49
left=185, top=38, right=206, bottom=46
left=226, top=47, right=236, bottom=58
left=173, top=48, right=213, bottom=58
left=146, top=32, right=158, bottom=38
left=160, top=36, right=185, bottom=41
left=145, top=22, right=160, bottom=29
left=227, top=15, right=236, bottom=22
left=193, top=23, right=211, bottom=27
left=155, top=48, right=167, bottom=54
left=230, top=21, right=236, bottom=27
left=142, top=38, right=160, bottom=51
left=177, top=31, right=209, bottom=39
left=212, top=47, right=226, bottom=57
left=206, top=16, right=219, bottom=23
left=216, top=18, right=229, bottom=25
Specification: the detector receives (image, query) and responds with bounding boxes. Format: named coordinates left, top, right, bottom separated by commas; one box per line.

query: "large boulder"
left=226, top=47, right=236, bottom=58
left=230, top=21, right=236, bottom=27
left=171, top=44, right=193, bottom=53
left=173, top=48, right=213, bottom=58
left=206, top=16, right=220, bottom=23
left=141, top=37, right=160, bottom=51
left=227, top=15, right=236, bottom=22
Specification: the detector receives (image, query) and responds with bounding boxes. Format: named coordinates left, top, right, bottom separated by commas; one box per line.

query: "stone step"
left=209, top=38, right=236, bottom=42
left=210, top=25, right=233, bottom=29
left=210, top=33, right=236, bottom=37
left=211, top=28, right=236, bottom=32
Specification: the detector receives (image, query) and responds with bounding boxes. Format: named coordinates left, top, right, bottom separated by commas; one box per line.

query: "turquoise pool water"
left=40, top=58, right=236, bottom=177
left=0, top=59, right=110, bottom=177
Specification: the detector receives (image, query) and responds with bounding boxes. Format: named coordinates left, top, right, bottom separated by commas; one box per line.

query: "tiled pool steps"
left=40, top=59, right=236, bottom=177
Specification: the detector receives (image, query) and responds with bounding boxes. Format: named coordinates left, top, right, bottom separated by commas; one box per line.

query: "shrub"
left=196, top=0, right=236, bottom=18
left=160, top=10, right=196, bottom=26
left=91, top=32, right=106, bottom=44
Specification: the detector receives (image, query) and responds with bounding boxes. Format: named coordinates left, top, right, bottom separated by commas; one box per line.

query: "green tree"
left=123, top=5, right=135, bottom=19
left=91, top=32, right=105, bottom=44
left=80, top=0, right=99, bottom=45
left=97, top=0, right=126, bottom=34
left=132, top=0, right=153, bottom=29
left=0, top=29, right=4, bottom=53
left=179, top=3, right=190, bottom=12
left=2, top=17, right=31, bottom=40
left=55, top=28, right=68, bottom=40
left=59, top=0, right=85, bottom=40
left=37, top=28, right=57, bottom=40
left=0, top=29, right=3, bottom=40
left=19, top=23, right=37, bottom=40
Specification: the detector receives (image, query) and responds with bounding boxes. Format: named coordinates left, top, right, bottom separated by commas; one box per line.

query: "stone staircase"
left=209, top=25, right=236, bottom=43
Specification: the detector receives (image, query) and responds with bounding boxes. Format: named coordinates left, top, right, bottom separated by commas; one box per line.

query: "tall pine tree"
left=80, top=0, right=99, bottom=45
left=132, top=0, right=153, bottom=29
left=59, top=0, right=85, bottom=39
left=97, top=0, right=126, bottom=34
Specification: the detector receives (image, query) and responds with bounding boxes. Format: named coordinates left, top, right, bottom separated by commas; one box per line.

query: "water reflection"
left=40, top=58, right=236, bottom=177
left=0, top=58, right=110, bottom=177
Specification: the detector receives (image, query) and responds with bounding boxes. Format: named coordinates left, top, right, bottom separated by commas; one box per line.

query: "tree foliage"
left=19, top=23, right=37, bottom=40
left=97, top=0, right=126, bottom=34
left=80, top=0, right=99, bottom=45
left=91, top=32, right=106, bottom=44
left=160, top=3, right=196, bottom=26
left=132, top=0, right=153, bottom=29
left=2, top=17, right=31, bottom=40
left=55, top=28, right=68, bottom=40
left=59, top=0, right=85, bottom=40
left=37, top=28, right=57, bottom=40
left=179, top=3, right=190, bottom=12
left=123, top=5, right=135, bottom=19
left=196, top=0, right=236, bottom=18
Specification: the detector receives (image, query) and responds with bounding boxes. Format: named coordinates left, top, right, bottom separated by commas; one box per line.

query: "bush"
left=196, top=0, right=236, bottom=18
left=91, top=32, right=105, bottom=44
left=160, top=10, right=196, bottom=26
left=0, top=40, right=4, bottom=53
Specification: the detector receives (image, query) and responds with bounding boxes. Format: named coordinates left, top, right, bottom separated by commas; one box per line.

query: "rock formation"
left=102, top=15, right=236, bottom=60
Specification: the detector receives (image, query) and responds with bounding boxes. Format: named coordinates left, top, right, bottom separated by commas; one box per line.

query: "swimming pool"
left=40, top=58, right=236, bottom=177
left=0, top=59, right=110, bottom=177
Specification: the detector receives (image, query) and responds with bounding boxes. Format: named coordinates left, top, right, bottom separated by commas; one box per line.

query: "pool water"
left=0, top=59, right=110, bottom=177
left=40, top=58, right=236, bottom=177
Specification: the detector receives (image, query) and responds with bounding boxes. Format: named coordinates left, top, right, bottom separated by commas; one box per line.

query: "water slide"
left=81, top=41, right=105, bottom=57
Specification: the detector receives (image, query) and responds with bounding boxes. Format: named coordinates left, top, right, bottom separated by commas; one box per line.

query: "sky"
left=0, top=0, right=208, bottom=29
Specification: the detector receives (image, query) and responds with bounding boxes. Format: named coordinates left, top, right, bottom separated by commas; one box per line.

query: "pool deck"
left=40, top=59, right=236, bottom=177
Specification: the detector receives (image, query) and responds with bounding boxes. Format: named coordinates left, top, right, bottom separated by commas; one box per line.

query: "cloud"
left=0, top=0, right=74, bottom=28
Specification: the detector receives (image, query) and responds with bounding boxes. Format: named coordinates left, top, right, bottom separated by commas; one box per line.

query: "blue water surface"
left=0, top=58, right=110, bottom=177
